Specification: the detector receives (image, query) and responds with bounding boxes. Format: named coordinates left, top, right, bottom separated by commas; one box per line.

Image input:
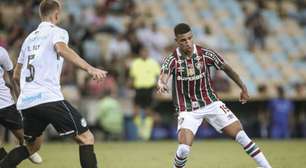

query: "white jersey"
left=17, top=22, right=69, bottom=110
left=0, top=47, right=15, bottom=109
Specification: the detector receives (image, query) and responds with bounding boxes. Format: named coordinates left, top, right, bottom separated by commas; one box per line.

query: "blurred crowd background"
left=0, top=0, right=306, bottom=141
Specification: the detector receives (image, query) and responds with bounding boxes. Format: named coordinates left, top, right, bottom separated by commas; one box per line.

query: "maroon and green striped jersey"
left=161, top=44, right=225, bottom=112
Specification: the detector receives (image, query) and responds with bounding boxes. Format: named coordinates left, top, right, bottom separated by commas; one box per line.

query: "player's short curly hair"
left=39, top=0, right=61, bottom=18
left=174, top=23, right=191, bottom=36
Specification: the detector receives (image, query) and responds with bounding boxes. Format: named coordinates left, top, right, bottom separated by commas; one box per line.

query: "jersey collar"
left=38, top=21, right=55, bottom=28
left=176, top=44, right=197, bottom=60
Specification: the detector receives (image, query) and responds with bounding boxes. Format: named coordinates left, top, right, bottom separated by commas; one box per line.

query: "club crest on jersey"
left=195, top=56, right=201, bottom=61
left=187, top=67, right=195, bottom=76
left=186, top=63, right=194, bottom=76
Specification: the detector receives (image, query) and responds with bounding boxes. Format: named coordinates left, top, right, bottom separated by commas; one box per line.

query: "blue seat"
left=262, top=10, right=282, bottom=28
left=200, top=11, right=214, bottom=20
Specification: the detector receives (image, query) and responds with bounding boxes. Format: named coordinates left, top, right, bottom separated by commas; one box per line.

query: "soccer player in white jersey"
left=0, top=1, right=107, bottom=168
left=0, top=46, right=42, bottom=166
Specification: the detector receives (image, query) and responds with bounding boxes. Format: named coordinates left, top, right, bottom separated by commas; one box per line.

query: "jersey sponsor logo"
left=177, top=72, right=205, bottom=81
left=177, top=66, right=185, bottom=72
left=22, top=93, right=42, bottom=103
left=28, top=35, right=48, bottom=42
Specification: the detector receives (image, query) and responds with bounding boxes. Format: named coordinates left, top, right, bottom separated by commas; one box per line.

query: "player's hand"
left=157, top=80, right=168, bottom=94
left=240, top=86, right=249, bottom=104
left=87, top=67, right=108, bottom=81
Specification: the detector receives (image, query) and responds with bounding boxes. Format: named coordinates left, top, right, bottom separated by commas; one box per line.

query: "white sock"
left=173, top=144, right=190, bottom=168
left=235, top=130, right=272, bottom=168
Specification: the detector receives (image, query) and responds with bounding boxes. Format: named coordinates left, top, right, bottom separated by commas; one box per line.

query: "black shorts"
left=0, top=104, right=22, bottom=130
left=21, top=100, right=88, bottom=138
left=134, top=88, right=154, bottom=108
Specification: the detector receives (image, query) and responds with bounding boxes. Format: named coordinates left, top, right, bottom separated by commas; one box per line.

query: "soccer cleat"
left=29, top=152, right=43, bottom=164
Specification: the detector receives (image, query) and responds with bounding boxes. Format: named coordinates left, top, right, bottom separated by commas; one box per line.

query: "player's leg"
left=50, top=100, right=98, bottom=168
left=0, top=135, right=43, bottom=168
left=0, top=110, right=8, bottom=160
left=0, top=105, right=20, bottom=161
left=3, top=104, right=43, bottom=164
left=173, top=112, right=202, bottom=168
left=0, top=105, right=47, bottom=168
left=10, top=129, right=24, bottom=146
left=222, top=121, right=272, bottom=168
left=206, top=101, right=272, bottom=168
left=75, top=130, right=97, bottom=168
left=0, top=135, right=7, bottom=161
left=173, top=129, right=194, bottom=168
left=10, top=128, right=43, bottom=164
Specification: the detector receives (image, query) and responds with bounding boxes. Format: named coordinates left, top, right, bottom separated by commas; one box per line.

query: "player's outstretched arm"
left=221, top=63, right=249, bottom=104
left=157, top=73, right=170, bottom=94
left=55, top=42, right=107, bottom=80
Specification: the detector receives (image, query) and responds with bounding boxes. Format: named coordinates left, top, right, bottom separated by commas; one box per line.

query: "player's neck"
left=41, top=17, right=57, bottom=25
left=180, top=48, right=193, bottom=58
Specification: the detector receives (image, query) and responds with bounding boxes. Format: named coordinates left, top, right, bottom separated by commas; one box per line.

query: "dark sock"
left=0, top=148, right=7, bottom=160
left=79, top=145, right=98, bottom=168
left=0, top=146, right=29, bottom=168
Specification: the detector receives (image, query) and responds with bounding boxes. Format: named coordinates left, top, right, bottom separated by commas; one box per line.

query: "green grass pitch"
left=11, top=140, right=306, bottom=168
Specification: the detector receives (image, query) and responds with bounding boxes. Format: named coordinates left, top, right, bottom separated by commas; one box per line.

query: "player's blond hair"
left=39, top=0, right=61, bottom=18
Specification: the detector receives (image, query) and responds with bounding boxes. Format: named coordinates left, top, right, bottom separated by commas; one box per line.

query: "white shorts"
left=177, top=101, right=238, bottom=135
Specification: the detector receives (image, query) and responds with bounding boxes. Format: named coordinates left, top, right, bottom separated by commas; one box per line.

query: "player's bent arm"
left=221, top=63, right=247, bottom=91
left=9, top=69, right=20, bottom=99
left=13, top=63, right=22, bottom=84
left=157, top=73, right=170, bottom=93
left=158, top=73, right=170, bottom=85
left=222, top=63, right=249, bottom=103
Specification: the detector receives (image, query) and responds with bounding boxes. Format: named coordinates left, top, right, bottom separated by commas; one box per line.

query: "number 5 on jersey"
left=26, top=54, right=35, bottom=82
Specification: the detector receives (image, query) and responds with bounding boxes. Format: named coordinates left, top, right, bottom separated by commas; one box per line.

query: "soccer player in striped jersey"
left=157, top=23, right=272, bottom=168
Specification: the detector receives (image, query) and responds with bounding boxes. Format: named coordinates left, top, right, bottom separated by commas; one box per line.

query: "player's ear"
left=54, top=10, right=60, bottom=22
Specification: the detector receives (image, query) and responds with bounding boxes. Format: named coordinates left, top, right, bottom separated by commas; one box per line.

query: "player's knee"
left=76, top=130, right=95, bottom=145
left=177, top=144, right=191, bottom=158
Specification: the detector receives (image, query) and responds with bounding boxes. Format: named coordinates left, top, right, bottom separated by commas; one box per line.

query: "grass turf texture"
left=9, top=140, right=306, bottom=168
